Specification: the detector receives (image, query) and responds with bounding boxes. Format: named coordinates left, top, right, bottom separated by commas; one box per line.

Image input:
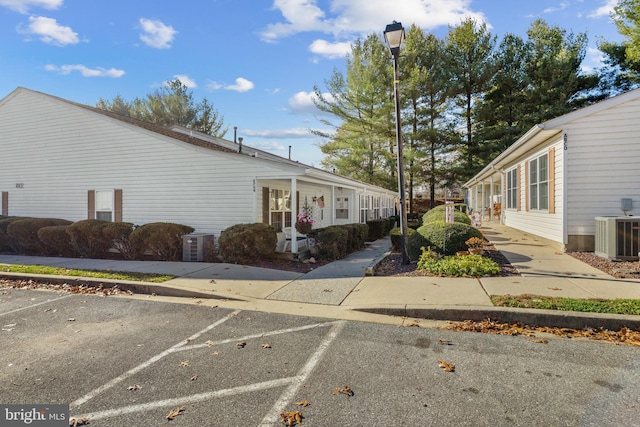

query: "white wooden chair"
left=282, top=227, right=308, bottom=252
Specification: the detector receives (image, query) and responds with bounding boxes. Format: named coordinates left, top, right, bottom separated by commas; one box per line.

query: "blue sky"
left=0, top=0, right=624, bottom=167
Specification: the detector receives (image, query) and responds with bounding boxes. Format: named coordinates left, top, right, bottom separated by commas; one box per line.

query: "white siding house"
left=464, top=87, right=640, bottom=252
left=0, top=87, right=397, bottom=253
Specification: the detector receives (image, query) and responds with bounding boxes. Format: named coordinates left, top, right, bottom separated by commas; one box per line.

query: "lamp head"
left=384, top=21, right=405, bottom=57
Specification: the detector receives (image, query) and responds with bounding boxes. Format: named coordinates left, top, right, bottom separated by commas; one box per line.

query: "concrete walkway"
left=1, top=223, right=639, bottom=329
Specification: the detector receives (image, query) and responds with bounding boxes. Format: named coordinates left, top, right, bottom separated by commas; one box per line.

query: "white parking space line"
left=70, top=309, right=242, bottom=409
left=0, top=294, right=71, bottom=316
left=71, top=376, right=302, bottom=421
left=259, top=320, right=346, bottom=426
left=177, top=320, right=342, bottom=352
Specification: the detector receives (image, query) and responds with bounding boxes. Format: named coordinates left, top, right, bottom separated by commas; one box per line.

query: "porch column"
left=481, top=181, right=486, bottom=218
left=291, top=177, right=299, bottom=253
left=489, top=175, right=494, bottom=221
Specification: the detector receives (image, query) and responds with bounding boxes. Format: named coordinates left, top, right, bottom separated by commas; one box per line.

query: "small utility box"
left=182, top=234, right=215, bottom=262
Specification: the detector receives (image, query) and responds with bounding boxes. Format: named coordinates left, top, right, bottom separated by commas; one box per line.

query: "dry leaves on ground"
left=333, top=386, right=354, bottom=396
left=280, top=411, right=304, bottom=426
left=166, top=406, right=185, bottom=420
left=69, top=417, right=90, bottom=426
left=447, top=319, right=640, bottom=346
left=1, top=278, right=133, bottom=296
left=438, top=360, right=455, bottom=372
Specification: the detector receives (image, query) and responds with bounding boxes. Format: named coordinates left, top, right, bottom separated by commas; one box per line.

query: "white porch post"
left=291, top=177, right=298, bottom=253
left=331, top=186, right=336, bottom=225
left=481, top=181, right=486, bottom=218
left=489, top=175, right=494, bottom=221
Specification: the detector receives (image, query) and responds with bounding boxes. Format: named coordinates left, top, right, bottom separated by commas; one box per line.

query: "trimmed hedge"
left=102, top=222, right=137, bottom=260
left=422, top=205, right=471, bottom=225
left=218, top=223, right=277, bottom=264
left=7, top=218, right=73, bottom=255
left=66, top=219, right=114, bottom=258
left=0, top=216, right=28, bottom=252
left=38, top=225, right=75, bottom=257
left=407, top=220, right=483, bottom=259
left=308, top=226, right=349, bottom=260
left=390, top=227, right=416, bottom=252
left=366, top=217, right=395, bottom=241
left=129, top=222, right=195, bottom=261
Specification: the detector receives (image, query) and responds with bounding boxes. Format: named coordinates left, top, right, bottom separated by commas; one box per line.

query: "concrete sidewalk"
left=1, top=223, right=640, bottom=329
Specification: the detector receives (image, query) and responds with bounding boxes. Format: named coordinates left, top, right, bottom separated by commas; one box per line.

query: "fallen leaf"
left=296, top=401, right=310, bottom=407
left=548, top=287, right=562, bottom=291
left=533, top=339, right=548, bottom=344
left=406, top=322, right=420, bottom=327
left=179, top=361, right=190, bottom=367
left=212, top=351, right=220, bottom=356
left=237, top=341, right=247, bottom=348
left=205, top=340, right=214, bottom=347
left=127, top=384, right=142, bottom=391
left=333, top=386, right=354, bottom=396
left=280, top=411, right=304, bottom=426
left=438, top=360, right=455, bottom=372
left=190, top=375, right=198, bottom=381
left=166, top=406, right=185, bottom=420
left=262, top=343, right=272, bottom=349
left=69, top=417, right=90, bottom=426
left=438, top=339, right=453, bottom=345
left=67, top=318, right=75, bottom=322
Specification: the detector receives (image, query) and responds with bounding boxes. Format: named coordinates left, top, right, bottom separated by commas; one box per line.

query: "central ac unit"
left=182, top=233, right=215, bottom=262
left=595, top=216, right=640, bottom=260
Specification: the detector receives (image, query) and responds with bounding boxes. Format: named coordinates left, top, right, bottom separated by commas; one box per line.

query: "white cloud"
left=45, top=64, right=125, bottom=77
left=581, top=47, right=606, bottom=72
left=172, top=74, right=197, bottom=88
left=0, top=0, right=62, bottom=13
left=309, top=39, right=351, bottom=58
left=543, top=1, right=569, bottom=14
left=588, top=0, right=618, bottom=18
left=225, top=77, right=255, bottom=92
left=288, top=90, right=334, bottom=114
left=139, top=18, right=177, bottom=49
left=260, top=0, right=489, bottom=43
left=242, top=128, right=314, bottom=139
left=20, top=16, right=79, bottom=46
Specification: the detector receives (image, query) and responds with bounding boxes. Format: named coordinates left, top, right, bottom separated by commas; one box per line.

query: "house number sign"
left=15, top=183, right=24, bottom=188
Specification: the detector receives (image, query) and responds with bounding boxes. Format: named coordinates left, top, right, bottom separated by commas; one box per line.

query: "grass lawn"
left=491, top=294, right=640, bottom=316
left=0, top=264, right=174, bottom=283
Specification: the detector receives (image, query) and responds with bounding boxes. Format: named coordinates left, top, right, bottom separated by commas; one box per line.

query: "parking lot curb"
left=352, top=306, right=640, bottom=331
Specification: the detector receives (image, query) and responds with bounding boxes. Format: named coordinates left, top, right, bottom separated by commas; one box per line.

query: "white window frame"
left=269, top=189, right=291, bottom=232
left=506, top=168, right=517, bottom=210
left=95, top=190, right=114, bottom=222
left=336, top=196, right=349, bottom=220
left=529, top=153, right=548, bottom=211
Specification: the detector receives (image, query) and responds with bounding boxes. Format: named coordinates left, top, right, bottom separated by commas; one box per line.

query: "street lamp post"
left=384, top=21, right=409, bottom=265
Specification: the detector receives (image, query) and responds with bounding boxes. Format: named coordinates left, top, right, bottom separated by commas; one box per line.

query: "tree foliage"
left=96, top=79, right=228, bottom=138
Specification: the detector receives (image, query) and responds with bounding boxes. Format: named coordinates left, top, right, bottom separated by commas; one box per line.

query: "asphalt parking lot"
left=2, top=287, right=640, bottom=426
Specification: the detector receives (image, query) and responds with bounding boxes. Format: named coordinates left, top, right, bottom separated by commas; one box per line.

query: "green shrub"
left=37, top=225, right=75, bottom=256
left=0, top=216, right=28, bottom=252
left=408, top=220, right=483, bottom=259
left=308, top=226, right=349, bottom=260
left=102, top=222, right=137, bottom=260
left=422, top=206, right=471, bottom=225
left=218, top=223, right=276, bottom=264
left=366, top=219, right=386, bottom=241
left=346, top=223, right=368, bottom=251
left=129, top=222, right=195, bottom=261
left=417, top=249, right=500, bottom=277
left=7, top=218, right=73, bottom=255
left=390, top=227, right=416, bottom=251
left=66, top=219, right=113, bottom=258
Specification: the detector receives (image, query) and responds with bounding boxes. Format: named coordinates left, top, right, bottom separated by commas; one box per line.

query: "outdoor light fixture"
left=384, top=21, right=409, bottom=265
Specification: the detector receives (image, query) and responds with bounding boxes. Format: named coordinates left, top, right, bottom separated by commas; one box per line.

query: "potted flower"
left=295, top=208, right=314, bottom=235
left=465, top=237, right=484, bottom=255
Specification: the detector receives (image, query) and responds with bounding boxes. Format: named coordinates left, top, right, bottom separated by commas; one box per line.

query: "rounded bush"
left=66, top=219, right=113, bottom=258
left=390, top=227, right=416, bottom=251
left=308, top=226, right=349, bottom=260
left=218, top=223, right=277, bottom=264
left=102, top=222, right=136, bottom=260
left=129, top=222, right=195, bottom=261
left=408, top=220, right=483, bottom=259
left=422, top=206, right=471, bottom=226
left=7, top=218, right=73, bottom=255
left=38, top=225, right=75, bottom=256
